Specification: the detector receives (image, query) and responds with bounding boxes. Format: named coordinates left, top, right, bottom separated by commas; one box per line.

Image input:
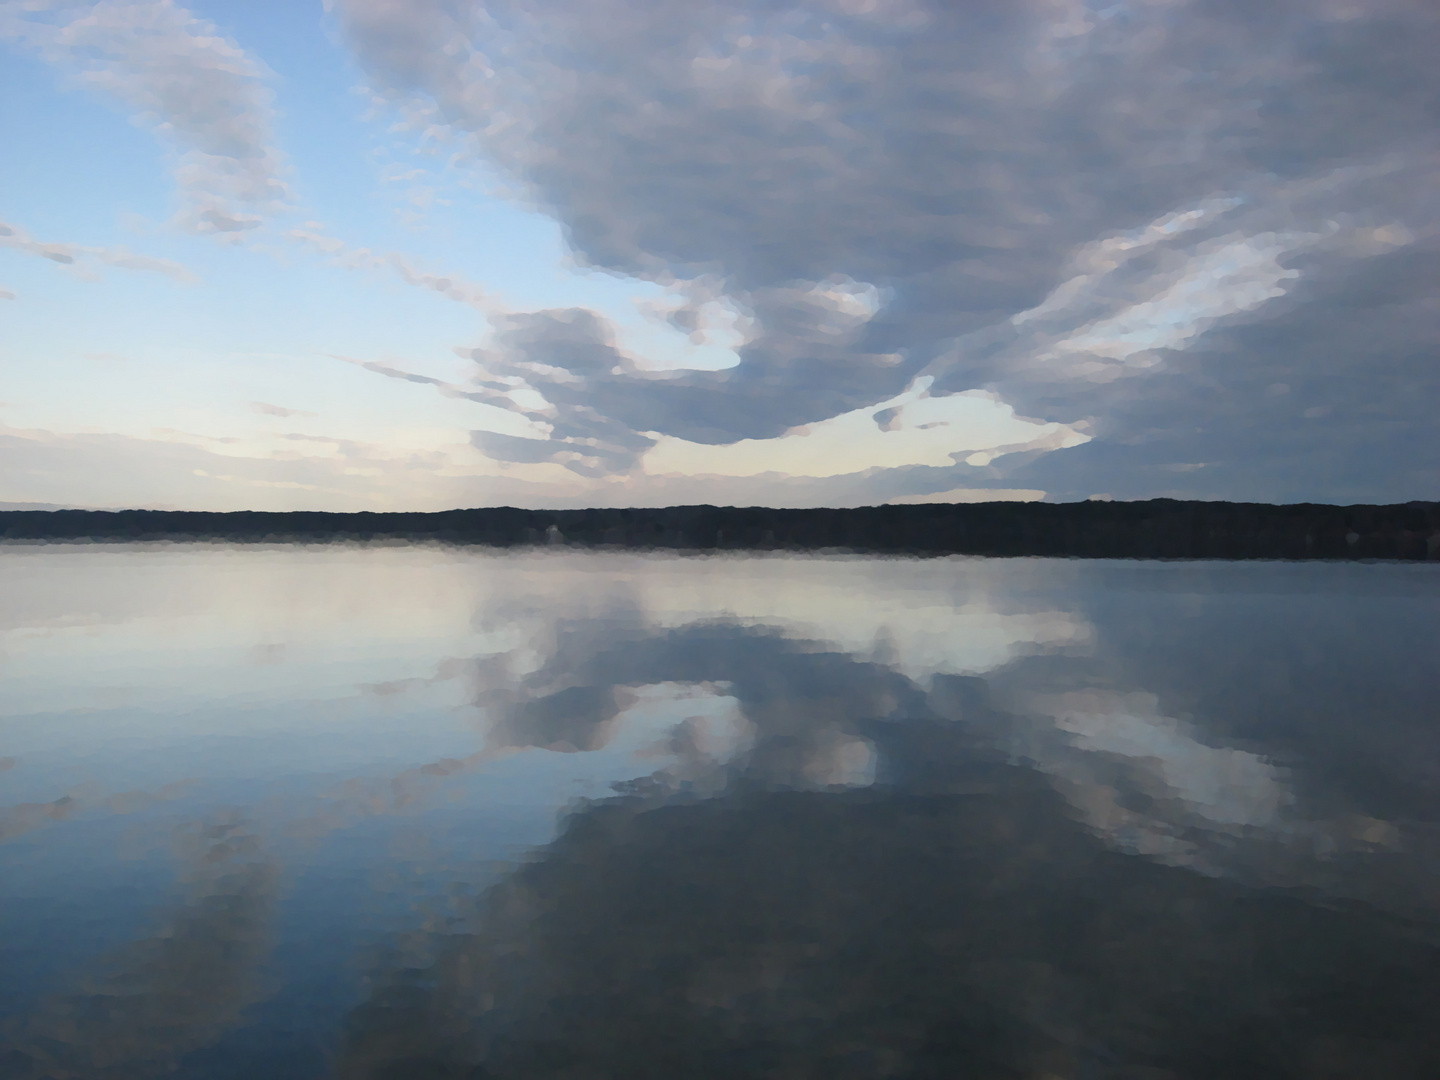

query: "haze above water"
left=2, top=544, right=1438, bottom=1079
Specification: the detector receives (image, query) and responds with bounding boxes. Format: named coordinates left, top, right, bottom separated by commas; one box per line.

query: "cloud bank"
left=331, top=0, right=1440, bottom=502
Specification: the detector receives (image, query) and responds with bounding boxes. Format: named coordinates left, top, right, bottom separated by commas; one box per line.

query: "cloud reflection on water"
left=0, top=546, right=1437, bottom=1076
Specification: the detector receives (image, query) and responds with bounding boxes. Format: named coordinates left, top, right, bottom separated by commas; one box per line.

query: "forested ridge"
left=4, top=500, right=1438, bottom=560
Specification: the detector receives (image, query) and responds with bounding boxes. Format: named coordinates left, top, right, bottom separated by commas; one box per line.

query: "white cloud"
left=1039, top=232, right=1310, bottom=372
left=644, top=378, right=1085, bottom=480
left=0, top=217, right=197, bottom=282
left=287, top=226, right=505, bottom=315
left=1, top=0, right=292, bottom=235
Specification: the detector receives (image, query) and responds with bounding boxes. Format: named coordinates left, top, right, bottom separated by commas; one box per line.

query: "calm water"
left=1, top=544, right=1438, bottom=1079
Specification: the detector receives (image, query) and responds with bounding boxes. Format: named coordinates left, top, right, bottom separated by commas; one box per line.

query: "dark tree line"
left=2, top=500, right=1438, bottom=560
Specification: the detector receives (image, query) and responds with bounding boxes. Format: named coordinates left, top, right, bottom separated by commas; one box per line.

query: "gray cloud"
left=457, top=281, right=911, bottom=475
left=333, top=0, right=1440, bottom=498
left=1, top=0, right=292, bottom=235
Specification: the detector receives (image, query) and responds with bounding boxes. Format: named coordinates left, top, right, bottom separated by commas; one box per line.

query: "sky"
left=0, top=0, right=1436, bottom=512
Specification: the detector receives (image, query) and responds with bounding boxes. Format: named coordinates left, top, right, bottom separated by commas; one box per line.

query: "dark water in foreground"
left=1, top=545, right=1437, bottom=1079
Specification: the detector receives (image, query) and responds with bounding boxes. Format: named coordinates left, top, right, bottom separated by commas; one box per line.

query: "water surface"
left=2, top=544, right=1438, bottom=1078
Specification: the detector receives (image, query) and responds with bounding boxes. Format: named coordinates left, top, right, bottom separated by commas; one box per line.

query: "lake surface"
left=1, top=543, right=1438, bottom=1079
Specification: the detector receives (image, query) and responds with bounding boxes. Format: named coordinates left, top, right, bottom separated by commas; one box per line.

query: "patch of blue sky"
left=0, top=50, right=171, bottom=241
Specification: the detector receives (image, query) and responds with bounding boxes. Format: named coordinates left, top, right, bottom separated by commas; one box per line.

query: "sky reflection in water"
left=1, top=545, right=1438, bottom=1079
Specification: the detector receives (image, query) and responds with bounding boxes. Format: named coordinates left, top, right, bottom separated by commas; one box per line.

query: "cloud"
left=985, top=210, right=1440, bottom=501
left=0, top=0, right=292, bottom=235
left=0, top=423, right=512, bottom=511
left=643, top=377, right=1086, bottom=480
left=885, top=487, right=1045, bottom=505
left=249, top=400, right=317, bottom=418
left=331, top=0, right=1440, bottom=500
left=0, top=418, right=1033, bottom=509
left=455, top=289, right=917, bottom=476
left=0, top=217, right=197, bottom=282
left=288, top=225, right=504, bottom=313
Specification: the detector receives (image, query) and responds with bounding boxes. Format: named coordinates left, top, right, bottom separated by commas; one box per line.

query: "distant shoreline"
left=3, top=501, right=1438, bottom=561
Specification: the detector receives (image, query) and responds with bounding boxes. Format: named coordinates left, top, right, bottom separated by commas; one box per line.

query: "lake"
left=2, top=543, right=1438, bottom=1079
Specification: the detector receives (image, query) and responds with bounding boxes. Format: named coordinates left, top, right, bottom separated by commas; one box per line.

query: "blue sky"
left=2, top=0, right=1436, bottom=510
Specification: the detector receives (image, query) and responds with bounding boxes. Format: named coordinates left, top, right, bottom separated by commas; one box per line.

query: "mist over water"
left=1, top=544, right=1437, bottom=1078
